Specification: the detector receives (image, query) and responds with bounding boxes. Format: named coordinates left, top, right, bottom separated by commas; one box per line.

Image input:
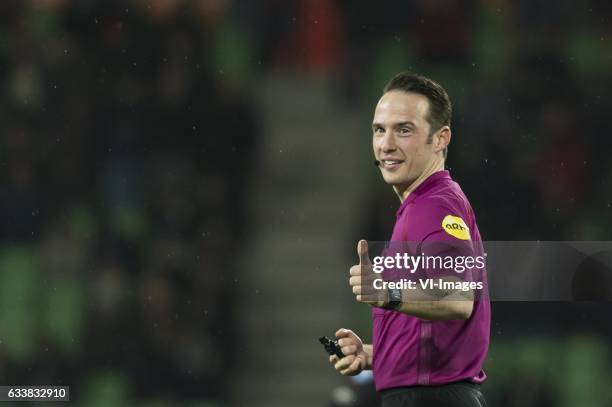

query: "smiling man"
left=329, top=73, right=490, bottom=407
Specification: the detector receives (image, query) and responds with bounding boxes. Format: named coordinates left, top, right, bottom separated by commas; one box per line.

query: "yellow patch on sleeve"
left=441, top=215, right=471, bottom=240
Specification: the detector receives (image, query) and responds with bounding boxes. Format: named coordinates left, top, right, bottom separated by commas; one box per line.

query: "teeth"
left=384, top=160, right=401, bottom=164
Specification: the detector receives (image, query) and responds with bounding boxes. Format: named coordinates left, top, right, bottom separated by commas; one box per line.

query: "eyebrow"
left=371, top=121, right=416, bottom=130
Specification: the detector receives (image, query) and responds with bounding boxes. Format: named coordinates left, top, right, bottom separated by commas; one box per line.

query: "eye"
left=373, top=127, right=385, bottom=134
left=399, top=127, right=412, bottom=136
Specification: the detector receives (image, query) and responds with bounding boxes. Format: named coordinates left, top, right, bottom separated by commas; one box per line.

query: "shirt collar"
left=395, top=170, right=451, bottom=217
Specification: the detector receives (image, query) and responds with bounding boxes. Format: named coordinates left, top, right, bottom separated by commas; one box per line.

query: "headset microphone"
left=374, top=160, right=380, bottom=167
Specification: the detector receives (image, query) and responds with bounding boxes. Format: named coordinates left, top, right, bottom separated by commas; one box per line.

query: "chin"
left=382, top=174, right=408, bottom=186
left=382, top=175, right=414, bottom=192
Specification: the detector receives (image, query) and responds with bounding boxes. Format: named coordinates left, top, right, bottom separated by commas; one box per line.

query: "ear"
left=434, top=126, right=451, bottom=154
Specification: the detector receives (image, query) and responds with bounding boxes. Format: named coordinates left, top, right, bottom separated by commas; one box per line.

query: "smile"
left=381, top=160, right=404, bottom=169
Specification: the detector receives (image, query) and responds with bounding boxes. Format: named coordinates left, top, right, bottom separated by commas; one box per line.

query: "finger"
left=357, top=240, right=372, bottom=266
left=340, top=367, right=356, bottom=376
left=347, top=357, right=363, bottom=372
left=329, top=355, right=338, bottom=364
left=335, top=356, right=352, bottom=370
left=352, top=285, right=361, bottom=295
left=341, top=344, right=357, bottom=355
left=335, top=328, right=352, bottom=339
left=359, top=274, right=380, bottom=291
left=350, top=266, right=375, bottom=282
left=354, top=273, right=376, bottom=287
left=356, top=294, right=379, bottom=304
left=334, top=355, right=355, bottom=371
left=337, top=338, right=351, bottom=347
left=359, top=291, right=382, bottom=302
left=361, top=282, right=379, bottom=297
left=340, top=358, right=361, bottom=375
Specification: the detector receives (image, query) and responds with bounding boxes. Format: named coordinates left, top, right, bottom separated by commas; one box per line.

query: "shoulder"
left=419, top=184, right=470, bottom=215
left=402, top=186, right=473, bottom=243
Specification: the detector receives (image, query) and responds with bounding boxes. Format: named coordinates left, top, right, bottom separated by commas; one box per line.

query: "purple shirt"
left=372, top=170, right=490, bottom=391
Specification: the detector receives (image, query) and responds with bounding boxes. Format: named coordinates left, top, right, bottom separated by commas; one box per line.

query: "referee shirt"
left=372, top=170, right=490, bottom=391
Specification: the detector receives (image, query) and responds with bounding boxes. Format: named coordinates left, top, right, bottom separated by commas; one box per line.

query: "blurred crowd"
left=0, top=0, right=611, bottom=406
left=0, top=0, right=259, bottom=404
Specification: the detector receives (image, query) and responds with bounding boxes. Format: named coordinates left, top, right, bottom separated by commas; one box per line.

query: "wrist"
left=380, top=287, right=402, bottom=310
left=362, top=344, right=374, bottom=369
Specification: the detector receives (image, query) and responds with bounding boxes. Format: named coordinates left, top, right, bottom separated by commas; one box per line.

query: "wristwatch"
left=382, top=287, right=402, bottom=310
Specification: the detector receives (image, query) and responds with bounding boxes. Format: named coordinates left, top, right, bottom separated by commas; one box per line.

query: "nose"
left=379, top=131, right=397, bottom=154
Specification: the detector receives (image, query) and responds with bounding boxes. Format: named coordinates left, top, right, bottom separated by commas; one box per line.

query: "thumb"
left=357, top=240, right=371, bottom=266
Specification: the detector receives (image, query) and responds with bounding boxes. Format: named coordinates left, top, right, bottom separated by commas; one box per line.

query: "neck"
left=395, top=155, right=445, bottom=202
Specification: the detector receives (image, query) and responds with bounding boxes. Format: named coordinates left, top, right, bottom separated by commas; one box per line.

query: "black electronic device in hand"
left=319, top=336, right=345, bottom=359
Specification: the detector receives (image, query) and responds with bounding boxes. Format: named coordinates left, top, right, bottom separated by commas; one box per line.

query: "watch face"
left=390, top=288, right=402, bottom=302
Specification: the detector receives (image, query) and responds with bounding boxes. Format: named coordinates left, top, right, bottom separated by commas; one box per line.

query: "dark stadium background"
left=0, top=0, right=611, bottom=406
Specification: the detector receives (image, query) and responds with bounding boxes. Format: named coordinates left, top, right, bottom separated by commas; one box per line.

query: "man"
left=329, top=73, right=490, bottom=407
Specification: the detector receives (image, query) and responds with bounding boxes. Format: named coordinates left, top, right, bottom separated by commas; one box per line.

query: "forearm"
left=395, top=298, right=473, bottom=320
left=395, top=286, right=474, bottom=320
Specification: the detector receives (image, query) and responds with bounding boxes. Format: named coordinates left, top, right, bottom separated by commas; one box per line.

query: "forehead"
left=373, top=91, right=430, bottom=125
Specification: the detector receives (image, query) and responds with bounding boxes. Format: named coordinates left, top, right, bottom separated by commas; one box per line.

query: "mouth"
left=379, top=159, right=405, bottom=170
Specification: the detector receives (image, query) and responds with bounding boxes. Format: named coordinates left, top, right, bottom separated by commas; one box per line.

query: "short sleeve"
left=405, top=197, right=477, bottom=281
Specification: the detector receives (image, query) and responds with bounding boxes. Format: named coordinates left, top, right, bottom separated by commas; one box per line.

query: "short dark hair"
left=383, top=72, right=452, bottom=158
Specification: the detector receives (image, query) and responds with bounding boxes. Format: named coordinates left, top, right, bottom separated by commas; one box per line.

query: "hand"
left=329, top=328, right=368, bottom=376
left=349, top=240, right=388, bottom=307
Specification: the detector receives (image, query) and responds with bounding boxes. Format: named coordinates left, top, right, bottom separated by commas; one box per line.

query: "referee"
left=329, top=73, right=490, bottom=407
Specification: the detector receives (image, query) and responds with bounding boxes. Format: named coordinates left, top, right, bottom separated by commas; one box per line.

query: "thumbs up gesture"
left=349, top=240, right=386, bottom=307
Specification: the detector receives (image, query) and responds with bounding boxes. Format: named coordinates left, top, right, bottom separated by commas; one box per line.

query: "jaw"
left=381, top=169, right=416, bottom=198
left=385, top=154, right=445, bottom=201
left=380, top=159, right=413, bottom=184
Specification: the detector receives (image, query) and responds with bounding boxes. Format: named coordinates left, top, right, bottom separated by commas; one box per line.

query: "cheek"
left=403, top=138, right=427, bottom=158
left=398, top=140, right=418, bottom=157
left=399, top=142, right=426, bottom=171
